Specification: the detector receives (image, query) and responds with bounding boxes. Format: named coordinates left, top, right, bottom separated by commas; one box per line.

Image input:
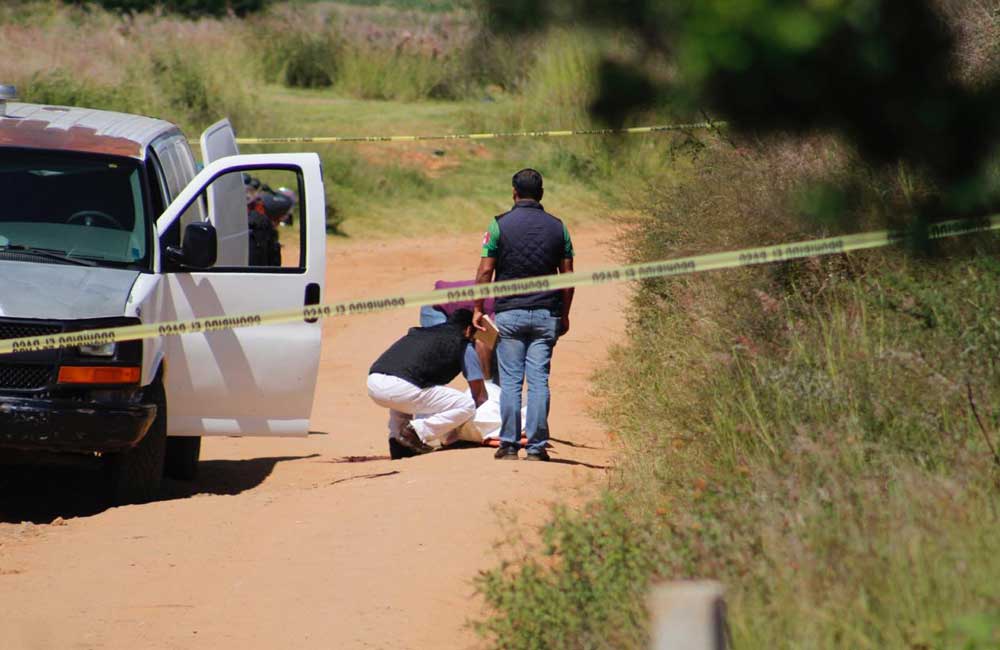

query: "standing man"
left=473, top=169, right=574, bottom=461
left=368, top=309, right=486, bottom=459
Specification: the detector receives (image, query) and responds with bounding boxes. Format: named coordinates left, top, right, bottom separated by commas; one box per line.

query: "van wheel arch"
left=156, top=361, right=202, bottom=480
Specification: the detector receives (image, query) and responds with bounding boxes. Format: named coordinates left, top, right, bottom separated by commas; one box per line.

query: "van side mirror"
left=166, top=222, right=217, bottom=269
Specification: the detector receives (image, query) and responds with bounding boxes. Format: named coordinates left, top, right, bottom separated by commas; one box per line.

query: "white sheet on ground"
left=416, top=382, right=524, bottom=444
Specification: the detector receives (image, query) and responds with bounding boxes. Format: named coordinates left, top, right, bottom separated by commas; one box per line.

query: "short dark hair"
left=449, top=308, right=474, bottom=328
left=512, top=168, right=543, bottom=200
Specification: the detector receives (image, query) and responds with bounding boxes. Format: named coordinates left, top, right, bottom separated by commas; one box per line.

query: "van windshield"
left=0, top=149, right=149, bottom=268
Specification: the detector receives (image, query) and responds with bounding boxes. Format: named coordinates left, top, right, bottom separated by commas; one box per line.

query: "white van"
left=0, top=94, right=327, bottom=503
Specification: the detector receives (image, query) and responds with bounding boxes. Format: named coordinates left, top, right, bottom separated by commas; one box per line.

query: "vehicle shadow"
left=0, top=454, right=318, bottom=525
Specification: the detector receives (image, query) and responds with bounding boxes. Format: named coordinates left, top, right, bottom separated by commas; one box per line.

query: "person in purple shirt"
left=421, top=279, right=496, bottom=382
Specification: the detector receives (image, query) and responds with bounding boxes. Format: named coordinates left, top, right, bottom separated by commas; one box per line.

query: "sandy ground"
left=0, top=227, right=625, bottom=650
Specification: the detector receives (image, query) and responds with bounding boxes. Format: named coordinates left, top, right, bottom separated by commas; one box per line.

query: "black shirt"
left=369, top=322, right=469, bottom=388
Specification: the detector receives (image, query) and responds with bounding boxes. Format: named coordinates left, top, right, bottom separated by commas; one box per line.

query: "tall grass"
left=0, top=1, right=263, bottom=136
left=477, top=130, right=1000, bottom=648
left=477, top=6, right=1000, bottom=644
left=252, top=2, right=487, bottom=100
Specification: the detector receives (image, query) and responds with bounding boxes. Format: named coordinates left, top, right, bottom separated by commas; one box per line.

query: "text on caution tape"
left=1, top=215, right=996, bottom=356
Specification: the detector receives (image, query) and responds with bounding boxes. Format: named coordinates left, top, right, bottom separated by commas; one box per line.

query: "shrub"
left=475, top=496, right=658, bottom=650
left=254, top=12, right=340, bottom=89
left=66, top=0, right=270, bottom=18
left=136, top=42, right=261, bottom=134
left=149, top=51, right=214, bottom=123
left=21, top=69, right=130, bottom=112
left=324, top=200, right=346, bottom=236
left=333, top=44, right=463, bottom=100
left=282, top=35, right=338, bottom=89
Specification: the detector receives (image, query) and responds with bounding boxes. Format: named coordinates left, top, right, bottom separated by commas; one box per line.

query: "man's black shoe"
left=389, top=437, right=417, bottom=460
left=397, top=423, right=434, bottom=455
left=525, top=449, right=550, bottom=462
left=494, top=446, right=519, bottom=460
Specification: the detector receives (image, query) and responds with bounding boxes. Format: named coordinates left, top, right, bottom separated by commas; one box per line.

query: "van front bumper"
left=0, top=397, right=156, bottom=453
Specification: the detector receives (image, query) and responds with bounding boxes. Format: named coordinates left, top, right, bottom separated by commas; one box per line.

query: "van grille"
left=0, top=321, right=61, bottom=390
left=0, top=322, right=61, bottom=341
left=0, top=364, right=53, bottom=389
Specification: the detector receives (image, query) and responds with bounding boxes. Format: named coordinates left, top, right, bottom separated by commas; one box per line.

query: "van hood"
left=0, top=261, right=140, bottom=320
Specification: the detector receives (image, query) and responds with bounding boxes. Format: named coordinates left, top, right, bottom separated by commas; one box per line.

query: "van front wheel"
left=106, top=379, right=166, bottom=505
left=165, top=436, right=201, bottom=480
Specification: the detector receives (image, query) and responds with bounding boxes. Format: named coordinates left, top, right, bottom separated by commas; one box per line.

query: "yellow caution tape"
left=211, top=122, right=727, bottom=146
left=0, top=215, right=996, bottom=356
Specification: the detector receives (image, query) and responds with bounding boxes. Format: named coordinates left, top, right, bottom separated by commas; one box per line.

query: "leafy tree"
left=485, top=0, right=1000, bottom=223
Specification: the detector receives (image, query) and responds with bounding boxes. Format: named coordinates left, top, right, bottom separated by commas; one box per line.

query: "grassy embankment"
left=474, top=3, right=1000, bottom=648
left=0, top=0, right=679, bottom=238
left=11, top=3, right=994, bottom=646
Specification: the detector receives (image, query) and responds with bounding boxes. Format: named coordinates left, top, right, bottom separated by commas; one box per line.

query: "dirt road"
left=0, top=227, right=625, bottom=649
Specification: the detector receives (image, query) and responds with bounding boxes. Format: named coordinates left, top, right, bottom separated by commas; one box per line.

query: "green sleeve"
left=563, top=223, right=575, bottom=258
left=482, top=219, right=501, bottom=258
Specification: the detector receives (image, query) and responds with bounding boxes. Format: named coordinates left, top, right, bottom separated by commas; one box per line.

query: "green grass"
left=256, top=85, right=481, bottom=136
left=251, top=85, right=665, bottom=238
left=474, top=130, right=1000, bottom=649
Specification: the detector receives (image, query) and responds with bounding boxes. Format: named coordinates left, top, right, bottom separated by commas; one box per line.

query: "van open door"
left=200, top=119, right=247, bottom=266
left=153, top=153, right=327, bottom=437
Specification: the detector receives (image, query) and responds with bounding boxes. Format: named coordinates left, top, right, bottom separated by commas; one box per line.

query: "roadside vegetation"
left=478, top=133, right=1000, bottom=649
left=474, top=2, right=1000, bottom=648
left=5, top=1, right=998, bottom=646
left=1, top=0, right=669, bottom=237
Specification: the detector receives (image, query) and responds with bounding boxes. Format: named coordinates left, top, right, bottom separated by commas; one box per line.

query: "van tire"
left=106, top=379, right=166, bottom=505
left=165, top=436, right=201, bottom=480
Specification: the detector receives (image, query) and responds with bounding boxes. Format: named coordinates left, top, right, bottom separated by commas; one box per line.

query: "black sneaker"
left=494, top=446, right=519, bottom=460
left=389, top=437, right=416, bottom=460
left=525, top=449, right=550, bottom=462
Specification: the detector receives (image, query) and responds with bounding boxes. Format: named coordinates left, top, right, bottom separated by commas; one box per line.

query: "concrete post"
left=647, top=581, right=727, bottom=650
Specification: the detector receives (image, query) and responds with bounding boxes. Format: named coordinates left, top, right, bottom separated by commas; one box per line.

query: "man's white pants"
left=367, top=373, right=476, bottom=445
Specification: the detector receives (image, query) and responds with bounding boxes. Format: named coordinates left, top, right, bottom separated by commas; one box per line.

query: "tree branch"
left=966, top=379, right=1000, bottom=468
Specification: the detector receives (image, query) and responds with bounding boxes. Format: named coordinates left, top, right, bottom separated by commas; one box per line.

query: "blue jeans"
left=495, top=308, right=558, bottom=454
left=419, top=305, right=447, bottom=327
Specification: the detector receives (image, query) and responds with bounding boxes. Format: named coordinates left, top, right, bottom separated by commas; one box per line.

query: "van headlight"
left=79, top=342, right=117, bottom=357
left=64, top=318, right=141, bottom=363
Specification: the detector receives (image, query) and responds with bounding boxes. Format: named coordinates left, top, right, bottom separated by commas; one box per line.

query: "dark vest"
left=369, top=322, right=468, bottom=388
left=494, top=200, right=566, bottom=315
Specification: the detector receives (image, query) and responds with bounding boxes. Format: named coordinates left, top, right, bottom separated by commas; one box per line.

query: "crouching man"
left=367, top=309, right=486, bottom=458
